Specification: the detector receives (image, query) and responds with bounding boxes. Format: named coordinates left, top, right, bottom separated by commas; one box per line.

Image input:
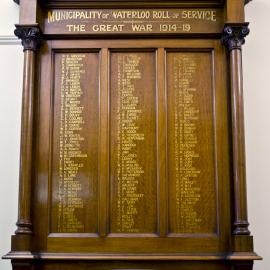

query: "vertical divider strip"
left=99, top=48, right=109, bottom=237
left=157, top=48, right=168, bottom=237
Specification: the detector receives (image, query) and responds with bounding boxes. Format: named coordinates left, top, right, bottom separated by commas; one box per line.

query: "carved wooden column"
left=14, top=24, right=42, bottom=235
left=222, top=23, right=250, bottom=236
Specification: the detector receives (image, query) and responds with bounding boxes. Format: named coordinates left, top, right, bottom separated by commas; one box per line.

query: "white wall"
left=0, top=0, right=20, bottom=35
left=0, top=2, right=22, bottom=270
left=244, top=1, right=270, bottom=269
left=0, top=0, right=269, bottom=270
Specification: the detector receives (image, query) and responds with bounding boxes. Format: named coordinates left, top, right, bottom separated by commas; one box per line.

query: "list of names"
left=58, top=54, right=87, bottom=233
left=173, top=55, right=202, bottom=233
left=116, top=55, right=145, bottom=233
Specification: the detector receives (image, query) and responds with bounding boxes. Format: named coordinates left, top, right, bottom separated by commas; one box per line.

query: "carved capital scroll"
left=14, top=24, right=43, bottom=52
left=222, top=23, right=250, bottom=51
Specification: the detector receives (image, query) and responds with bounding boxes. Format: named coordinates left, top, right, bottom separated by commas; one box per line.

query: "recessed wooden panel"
left=166, top=51, right=217, bottom=234
left=42, top=39, right=229, bottom=254
left=50, top=52, right=99, bottom=233
left=109, top=51, right=157, bottom=234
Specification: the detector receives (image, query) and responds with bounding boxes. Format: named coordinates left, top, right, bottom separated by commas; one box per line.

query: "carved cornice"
left=222, top=23, right=250, bottom=51
left=14, top=24, right=43, bottom=52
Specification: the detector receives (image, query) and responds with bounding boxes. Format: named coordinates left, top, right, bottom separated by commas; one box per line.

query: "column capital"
left=222, top=23, right=250, bottom=51
left=14, top=24, right=43, bottom=52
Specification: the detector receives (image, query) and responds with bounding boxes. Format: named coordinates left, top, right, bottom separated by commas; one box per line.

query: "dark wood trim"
left=232, top=261, right=254, bottom=270
left=11, top=260, right=35, bottom=270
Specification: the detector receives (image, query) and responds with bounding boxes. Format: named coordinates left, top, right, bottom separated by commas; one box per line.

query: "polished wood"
left=226, top=0, right=245, bottom=23
left=19, top=0, right=40, bottom=24
left=31, top=39, right=230, bottom=255
left=222, top=23, right=251, bottom=238
left=4, top=1, right=260, bottom=269
left=99, top=48, right=109, bottom=237
left=230, top=48, right=249, bottom=235
left=13, top=24, right=42, bottom=237
left=157, top=47, right=167, bottom=237
left=51, top=51, right=100, bottom=234
left=16, top=49, right=35, bottom=235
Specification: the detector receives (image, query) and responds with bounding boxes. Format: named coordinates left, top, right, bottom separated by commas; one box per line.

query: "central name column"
left=110, top=52, right=157, bottom=234
left=116, top=55, right=145, bottom=232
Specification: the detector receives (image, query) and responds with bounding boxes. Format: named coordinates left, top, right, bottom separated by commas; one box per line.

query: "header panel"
left=44, top=8, right=224, bottom=35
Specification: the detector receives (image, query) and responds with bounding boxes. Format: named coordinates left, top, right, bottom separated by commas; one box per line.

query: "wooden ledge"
left=3, top=252, right=262, bottom=261
left=227, top=252, right=262, bottom=261
left=3, top=251, right=35, bottom=260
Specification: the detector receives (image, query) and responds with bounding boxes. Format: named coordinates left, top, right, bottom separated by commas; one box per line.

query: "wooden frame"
left=4, top=1, right=261, bottom=269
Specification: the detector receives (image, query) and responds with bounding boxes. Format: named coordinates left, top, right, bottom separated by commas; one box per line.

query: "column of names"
left=173, top=55, right=202, bottom=233
left=58, top=54, right=87, bottom=233
left=116, top=55, right=145, bottom=233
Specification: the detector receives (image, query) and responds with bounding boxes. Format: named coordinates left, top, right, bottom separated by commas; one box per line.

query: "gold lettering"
left=181, top=10, right=217, bottom=22
left=131, top=24, right=153, bottom=32
left=116, top=55, right=145, bottom=233
left=66, top=24, right=86, bottom=32
left=48, top=11, right=55, bottom=23
left=173, top=55, right=202, bottom=233
left=46, top=9, right=218, bottom=33
left=112, top=10, right=151, bottom=19
left=48, top=10, right=104, bottom=23
left=153, top=11, right=170, bottom=19
left=58, top=54, right=87, bottom=233
left=92, top=24, right=124, bottom=32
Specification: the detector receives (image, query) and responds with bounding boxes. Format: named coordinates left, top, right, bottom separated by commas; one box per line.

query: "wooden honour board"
left=5, top=1, right=260, bottom=270
left=36, top=38, right=230, bottom=253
